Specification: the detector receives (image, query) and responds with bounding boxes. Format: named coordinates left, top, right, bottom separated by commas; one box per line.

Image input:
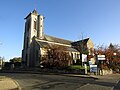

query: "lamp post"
left=113, top=52, right=117, bottom=72
left=113, top=52, right=117, bottom=62
left=113, top=52, right=117, bottom=56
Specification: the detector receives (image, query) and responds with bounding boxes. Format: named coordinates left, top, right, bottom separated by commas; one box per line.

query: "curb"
left=1, top=70, right=99, bottom=80
left=111, top=80, right=120, bottom=90
left=62, top=74, right=99, bottom=79
left=0, top=76, right=21, bottom=90
left=12, top=79, right=22, bottom=90
left=7, top=78, right=21, bottom=90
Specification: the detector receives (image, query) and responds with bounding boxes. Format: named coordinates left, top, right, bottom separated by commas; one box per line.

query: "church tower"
left=22, top=9, right=44, bottom=67
left=38, top=15, right=44, bottom=39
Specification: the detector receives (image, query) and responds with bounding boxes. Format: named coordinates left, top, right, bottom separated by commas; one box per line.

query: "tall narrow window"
left=26, top=37, right=29, bottom=49
left=26, top=54, right=27, bottom=61
left=71, top=53, right=73, bottom=59
left=34, top=21, right=37, bottom=30
left=27, top=22, right=30, bottom=32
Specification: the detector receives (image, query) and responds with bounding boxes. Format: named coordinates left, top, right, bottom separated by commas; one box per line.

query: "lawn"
left=70, top=65, right=90, bottom=70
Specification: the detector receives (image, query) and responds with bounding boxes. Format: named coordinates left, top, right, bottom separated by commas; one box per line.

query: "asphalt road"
left=0, top=73, right=120, bottom=90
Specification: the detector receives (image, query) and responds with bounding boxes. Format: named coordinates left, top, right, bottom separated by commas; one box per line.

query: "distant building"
left=0, top=59, right=3, bottom=70
left=72, top=38, right=94, bottom=55
left=22, top=10, right=94, bottom=67
left=72, top=38, right=95, bottom=64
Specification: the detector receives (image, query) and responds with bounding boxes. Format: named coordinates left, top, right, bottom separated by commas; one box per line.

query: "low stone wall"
left=100, top=69, right=113, bottom=75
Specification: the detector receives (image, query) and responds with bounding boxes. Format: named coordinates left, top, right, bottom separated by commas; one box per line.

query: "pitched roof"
left=36, top=41, right=50, bottom=48
left=44, top=35, right=72, bottom=45
left=36, top=40, right=78, bottom=52
left=25, top=9, right=38, bottom=19
left=72, top=38, right=90, bottom=46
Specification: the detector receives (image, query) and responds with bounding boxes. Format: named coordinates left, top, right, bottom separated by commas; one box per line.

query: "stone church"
left=22, top=10, right=94, bottom=67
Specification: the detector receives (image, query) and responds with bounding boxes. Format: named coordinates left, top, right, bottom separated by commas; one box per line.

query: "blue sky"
left=0, top=0, right=120, bottom=61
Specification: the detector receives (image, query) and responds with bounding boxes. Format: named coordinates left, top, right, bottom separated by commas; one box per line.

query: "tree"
left=95, top=43, right=120, bottom=71
left=105, top=44, right=120, bottom=71
left=9, top=57, right=22, bottom=68
left=71, top=40, right=89, bottom=54
left=42, top=45, right=72, bottom=69
left=9, top=57, right=22, bottom=63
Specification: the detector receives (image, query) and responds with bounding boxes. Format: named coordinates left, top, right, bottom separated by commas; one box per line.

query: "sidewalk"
left=62, top=74, right=98, bottom=79
left=0, top=76, right=20, bottom=90
left=62, top=73, right=120, bottom=80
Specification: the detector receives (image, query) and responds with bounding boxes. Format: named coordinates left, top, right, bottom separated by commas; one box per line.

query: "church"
left=22, top=10, right=94, bottom=67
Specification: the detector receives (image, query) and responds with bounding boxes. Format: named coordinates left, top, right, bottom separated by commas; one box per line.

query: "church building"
left=22, top=10, right=94, bottom=67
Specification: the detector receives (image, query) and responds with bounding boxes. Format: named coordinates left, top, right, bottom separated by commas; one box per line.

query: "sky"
left=0, top=0, right=120, bottom=61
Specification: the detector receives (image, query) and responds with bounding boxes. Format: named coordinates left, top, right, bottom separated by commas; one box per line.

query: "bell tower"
left=38, top=15, right=44, bottom=39
left=22, top=9, right=43, bottom=67
left=22, top=9, right=45, bottom=67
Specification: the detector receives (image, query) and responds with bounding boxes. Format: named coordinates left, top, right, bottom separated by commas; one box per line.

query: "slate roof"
left=44, top=35, right=72, bottom=45
left=37, top=41, right=50, bottom=48
left=36, top=40, right=78, bottom=52
left=71, top=38, right=90, bottom=46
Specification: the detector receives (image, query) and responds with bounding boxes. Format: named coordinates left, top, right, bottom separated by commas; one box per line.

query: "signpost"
left=81, top=54, right=87, bottom=74
left=97, top=54, right=106, bottom=75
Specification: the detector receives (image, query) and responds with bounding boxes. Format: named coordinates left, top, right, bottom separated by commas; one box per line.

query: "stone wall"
left=100, top=69, right=113, bottom=75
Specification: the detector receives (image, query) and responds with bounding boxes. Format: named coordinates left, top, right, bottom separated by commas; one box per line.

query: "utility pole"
left=81, top=32, right=84, bottom=54
left=81, top=32, right=84, bottom=66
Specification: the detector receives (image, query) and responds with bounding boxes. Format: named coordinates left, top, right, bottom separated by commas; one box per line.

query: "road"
left=0, top=73, right=120, bottom=90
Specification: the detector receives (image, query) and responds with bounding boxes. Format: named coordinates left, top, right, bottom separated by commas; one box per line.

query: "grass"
left=70, top=65, right=90, bottom=70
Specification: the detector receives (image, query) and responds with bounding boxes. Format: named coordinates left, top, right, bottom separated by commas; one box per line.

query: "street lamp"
left=113, top=52, right=117, bottom=56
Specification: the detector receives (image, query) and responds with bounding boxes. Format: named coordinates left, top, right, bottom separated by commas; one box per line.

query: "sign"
left=82, top=54, right=87, bottom=62
left=90, top=65, right=97, bottom=72
left=97, top=55, right=105, bottom=58
left=97, top=55, right=106, bottom=60
left=89, top=61, right=92, bottom=65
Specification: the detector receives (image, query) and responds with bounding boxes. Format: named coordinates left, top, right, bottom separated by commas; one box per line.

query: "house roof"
left=44, top=35, right=72, bottom=45
left=71, top=38, right=90, bottom=46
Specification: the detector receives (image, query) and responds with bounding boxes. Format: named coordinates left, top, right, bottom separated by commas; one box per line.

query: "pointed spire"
left=32, top=9, right=38, bottom=15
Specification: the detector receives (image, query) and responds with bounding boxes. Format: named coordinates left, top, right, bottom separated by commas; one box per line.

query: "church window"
left=34, top=21, right=37, bottom=30
left=77, top=54, right=80, bottom=59
left=27, top=22, right=30, bottom=32
left=74, top=53, right=76, bottom=59
left=26, top=37, right=29, bottom=49
left=25, top=54, right=27, bottom=62
left=36, top=50, right=38, bottom=61
left=71, top=53, right=73, bottom=59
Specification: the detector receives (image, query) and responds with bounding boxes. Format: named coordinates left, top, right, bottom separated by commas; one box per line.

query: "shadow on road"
left=0, top=72, right=119, bottom=90
left=113, top=81, right=120, bottom=90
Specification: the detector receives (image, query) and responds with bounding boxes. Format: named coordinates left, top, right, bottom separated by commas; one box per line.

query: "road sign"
left=89, top=61, right=92, bottom=65
left=90, top=65, right=97, bottom=72
left=97, top=55, right=105, bottom=58
left=82, top=54, right=87, bottom=62
left=97, top=55, right=106, bottom=60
